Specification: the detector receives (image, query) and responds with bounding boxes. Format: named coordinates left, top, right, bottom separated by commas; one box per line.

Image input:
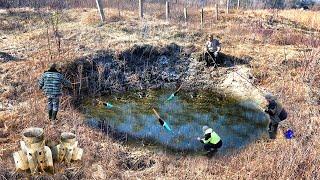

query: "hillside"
left=0, top=7, right=319, bottom=179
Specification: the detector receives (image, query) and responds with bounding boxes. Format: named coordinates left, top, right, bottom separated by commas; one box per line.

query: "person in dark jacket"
left=264, top=93, right=288, bottom=139
left=197, top=126, right=222, bottom=154
left=38, top=63, right=72, bottom=121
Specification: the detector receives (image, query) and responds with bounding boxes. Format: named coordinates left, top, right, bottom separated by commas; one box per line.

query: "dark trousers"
left=47, top=96, right=60, bottom=111
left=204, top=140, right=223, bottom=152
left=205, top=51, right=222, bottom=66
left=268, top=122, right=279, bottom=139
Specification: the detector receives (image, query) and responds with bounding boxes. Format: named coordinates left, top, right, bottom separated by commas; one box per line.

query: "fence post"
left=166, top=1, right=170, bottom=22
left=226, top=0, right=230, bottom=14
left=237, top=0, right=240, bottom=10
left=215, top=4, right=219, bottom=21
left=200, top=8, right=204, bottom=28
left=139, top=0, right=143, bottom=19
left=95, top=0, right=105, bottom=23
left=184, top=7, right=187, bottom=24
left=117, top=0, right=121, bottom=16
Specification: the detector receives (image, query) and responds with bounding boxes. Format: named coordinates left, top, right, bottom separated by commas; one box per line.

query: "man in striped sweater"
left=38, top=63, right=72, bottom=121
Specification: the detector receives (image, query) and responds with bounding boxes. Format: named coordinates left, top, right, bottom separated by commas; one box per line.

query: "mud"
left=64, top=43, right=252, bottom=97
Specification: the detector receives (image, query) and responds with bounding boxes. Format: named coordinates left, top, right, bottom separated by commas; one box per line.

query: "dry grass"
left=0, top=7, right=319, bottom=179
left=279, top=9, right=320, bottom=31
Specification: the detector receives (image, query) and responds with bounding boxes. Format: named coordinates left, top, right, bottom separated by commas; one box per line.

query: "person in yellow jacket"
left=197, top=126, right=222, bottom=153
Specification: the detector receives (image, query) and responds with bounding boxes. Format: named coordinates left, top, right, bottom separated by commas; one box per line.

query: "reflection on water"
left=84, top=90, right=269, bottom=152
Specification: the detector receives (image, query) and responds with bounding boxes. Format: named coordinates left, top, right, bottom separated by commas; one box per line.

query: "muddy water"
left=83, top=90, right=269, bottom=153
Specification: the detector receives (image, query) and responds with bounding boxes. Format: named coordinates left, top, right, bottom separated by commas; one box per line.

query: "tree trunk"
left=215, top=3, right=219, bottom=21
left=95, top=0, right=105, bottom=23
left=139, top=0, right=143, bottom=18
left=200, top=8, right=204, bottom=28
left=166, top=1, right=170, bottom=22
left=184, top=7, right=187, bottom=24
left=226, top=0, right=230, bottom=14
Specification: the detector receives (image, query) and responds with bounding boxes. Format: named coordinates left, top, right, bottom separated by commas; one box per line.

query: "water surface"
left=84, top=90, right=268, bottom=152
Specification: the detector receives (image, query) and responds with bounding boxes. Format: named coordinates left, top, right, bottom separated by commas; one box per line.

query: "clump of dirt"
left=0, top=51, right=16, bottom=62
left=281, top=59, right=303, bottom=69
left=117, top=151, right=155, bottom=171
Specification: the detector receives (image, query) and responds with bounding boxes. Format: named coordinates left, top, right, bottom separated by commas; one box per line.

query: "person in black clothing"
left=264, top=93, right=288, bottom=139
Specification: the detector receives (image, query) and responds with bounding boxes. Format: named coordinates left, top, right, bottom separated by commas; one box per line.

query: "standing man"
left=197, top=126, right=222, bottom=155
left=205, top=34, right=221, bottom=66
left=38, top=63, right=72, bottom=121
left=264, top=93, right=288, bottom=139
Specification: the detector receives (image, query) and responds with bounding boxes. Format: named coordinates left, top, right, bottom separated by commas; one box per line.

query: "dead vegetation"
left=0, top=6, right=319, bottom=179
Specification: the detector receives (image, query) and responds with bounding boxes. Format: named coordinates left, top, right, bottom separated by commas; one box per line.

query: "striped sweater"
left=38, top=70, right=71, bottom=96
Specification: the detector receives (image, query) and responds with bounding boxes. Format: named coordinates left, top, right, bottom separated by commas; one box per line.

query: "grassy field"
left=0, top=7, right=319, bottom=179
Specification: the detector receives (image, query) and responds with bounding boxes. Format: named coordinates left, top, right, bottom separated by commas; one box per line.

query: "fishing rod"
left=205, top=47, right=264, bottom=94
left=166, top=84, right=183, bottom=101
left=152, top=108, right=172, bottom=132
left=231, top=66, right=266, bottom=94
left=95, top=99, right=119, bottom=109
left=206, top=50, right=219, bottom=68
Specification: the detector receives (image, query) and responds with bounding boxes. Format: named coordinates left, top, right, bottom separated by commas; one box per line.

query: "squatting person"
left=197, top=126, right=222, bottom=154
left=264, top=93, right=288, bottom=139
left=205, top=34, right=222, bottom=66
left=38, top=63, right=72, bottom=121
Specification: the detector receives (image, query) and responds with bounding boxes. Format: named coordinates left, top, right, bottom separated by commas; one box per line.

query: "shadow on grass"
left=201, top=52, right=253, bottom=67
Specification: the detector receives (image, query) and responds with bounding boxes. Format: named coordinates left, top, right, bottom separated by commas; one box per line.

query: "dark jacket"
left=38, top=68, right=71, bottom=97
left=206, top=39, right=221, bottom=53
left=265, top=100, right=287, bottom=123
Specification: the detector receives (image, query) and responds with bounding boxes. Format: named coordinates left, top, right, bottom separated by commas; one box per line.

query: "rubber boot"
left=48, top=110, right=53, bottom=120
left=206, top=148, right=217, bottom=158
left=52, top=111, right=58, bottom=121
left=268, top=124, right=278, bottom=139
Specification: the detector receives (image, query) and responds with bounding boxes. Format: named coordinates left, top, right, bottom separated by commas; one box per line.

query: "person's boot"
left=52, top=111, right=58, bottom=121
left=48, top=110, right=53, bottom=120
left=269, top=123, right=278, bottom=139
left=206, top=148, right=217, bottom=158
left=269, top=128, right=277, bottom=139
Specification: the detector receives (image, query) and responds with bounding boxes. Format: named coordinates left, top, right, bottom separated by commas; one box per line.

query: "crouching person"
left=197, top=126, right=222, bottom=155
left=205, top=34, right=221, bottom=67
left=264, top=93, right=288, bottom=139
left=38, top=63, right=72, bottom=121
